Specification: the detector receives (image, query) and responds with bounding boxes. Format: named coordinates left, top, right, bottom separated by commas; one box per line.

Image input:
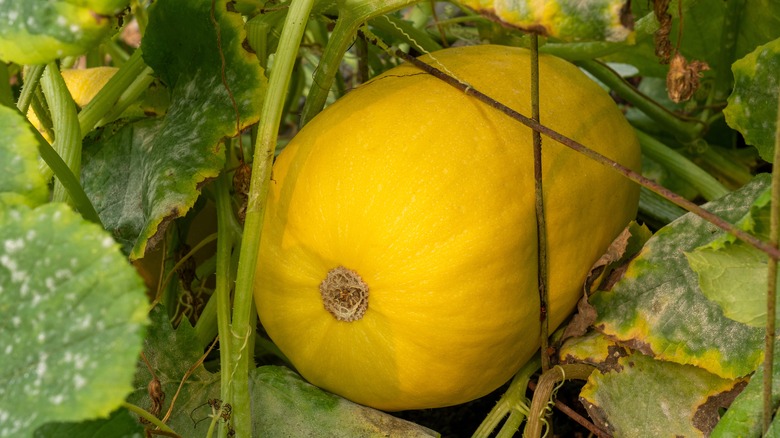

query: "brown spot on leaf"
left=692, top=379, right=747, bottom=435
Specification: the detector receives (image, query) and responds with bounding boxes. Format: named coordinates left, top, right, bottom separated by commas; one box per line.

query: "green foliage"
left=725, top=38, right=780, bottom=163
left=0, top=106, right=48, bottom=207
left=591, top=175, right=770, bottom=380
left=0, top=202, right=147, bottom=436
left=0, top=0, right=125, bottom=65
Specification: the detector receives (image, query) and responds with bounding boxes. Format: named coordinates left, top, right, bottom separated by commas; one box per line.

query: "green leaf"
left=581, top=352, right=744, bottom=437
left=34, top=407, right=145, bottom=438
left=590, top=175, right=770, bottom=379
left=0, top=1, right=123, bottom=65
left=94, top=0, right=265, bottom=260
left=685, top=187, right=777, bottom=327
left=460, top=0, right=634, bottom=42
left=128, top=306, right=220, bottom=437
left=0, top=106, right=48, bottom=208
left=724, top=37, right=780, bottom=163
left=251, top=366, right=439, bottom=437
left=0, top=202, right=148, bottom=437
left=711, top=340, right=780, bottom=437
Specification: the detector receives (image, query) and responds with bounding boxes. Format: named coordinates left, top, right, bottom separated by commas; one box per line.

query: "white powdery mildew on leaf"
left=0, top=203, right=148, bottom=436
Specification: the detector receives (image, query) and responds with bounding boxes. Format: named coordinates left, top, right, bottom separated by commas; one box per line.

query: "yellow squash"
left=255, top=44, right=640, bottom=411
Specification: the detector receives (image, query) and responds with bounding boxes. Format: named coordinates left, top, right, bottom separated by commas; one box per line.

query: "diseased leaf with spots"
left=590, top=175, right=769, bottom=379
left=0, top=0, right=125, bottom=65
left=0, top=203, right=147, bottom=437
left=724, top=37, right=780, bottom=163
left=712, top=340, right=780, bottom=437
left=86, top=0, right=265, bottom=260
left=581, top=352, right=745, bottom=437
left=0, top=106, right=48, bottom=208
left=686, top=188, right=777, bottom=327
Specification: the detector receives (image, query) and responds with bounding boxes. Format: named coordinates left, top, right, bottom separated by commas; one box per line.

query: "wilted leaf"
left=460, top=0, right=634, bottom=42
left=558, top=331, right=630, bottom=373
left=0, top=203, right=148, bottom=437
left=0, top=1, right=124, bottom=65
left=581, top=352, right=745, bottom=437
left=724, top=37, right=780, bottom=163
left=81, top=0, right=266, bottom=259
left=590, top=175, right=769, bottom=379
left=0, top=106, right=48, bottom=208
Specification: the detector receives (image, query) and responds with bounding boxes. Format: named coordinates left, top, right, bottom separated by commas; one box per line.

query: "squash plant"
left=0, top=0, right=779, bottom=437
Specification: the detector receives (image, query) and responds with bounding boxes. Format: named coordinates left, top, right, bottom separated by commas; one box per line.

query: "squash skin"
left=254, top=45, right=640, bottom=411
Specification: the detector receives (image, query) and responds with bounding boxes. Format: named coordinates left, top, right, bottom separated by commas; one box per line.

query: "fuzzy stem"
left=16, top=64, right=45, bottom=113
left=472, top=356, right=540, bottom=438
left=41, top=63, right=81, bottom=205
left=764, top=90, right=780, bottom=434
left=78, top=48, right=148, bottom=137
left=298, top=0, right=421, bottom=126
left=214, top=171, right=236, bottom=438
left=121, top=402, right=180, bottom=437
left=0, top=63, right=13, bottom=107
left=394, top=50, right=780, bottom=260
left=231, top=0, right=315, bottom=435
left=576, top=59, right=704, bottom=142
left=523, top=364, right=596, bottom=438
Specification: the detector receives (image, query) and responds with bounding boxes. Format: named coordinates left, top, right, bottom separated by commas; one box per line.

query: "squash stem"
left=16, top=64, right=45, bottom=113
left=471, top=356, right=539, bottom=438
left=231, top=0, right=315, bottom=435
left=763, top=89, right=780, bottom=433
left=41, top=62, right=81, bottom=206
left=529, top=33, right=551, bottom=374
left=523, top=364, right=597, bottom=438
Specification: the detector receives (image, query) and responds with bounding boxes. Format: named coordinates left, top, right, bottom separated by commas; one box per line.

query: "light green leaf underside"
left=82, top=0, right=266, bottom=259
left=724, top=37, right=780, bottom=163
left=0, top=1, right=124, bottom=64
left=0, top=106, right=48, bottom=208
left=581, top=352, right=743, bottom=437
left=590, top=175, right=770, bottom=379
left=0, top=203, right=147, bottom=437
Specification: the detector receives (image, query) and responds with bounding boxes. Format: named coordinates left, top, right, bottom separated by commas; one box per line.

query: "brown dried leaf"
left=667, top=53, right=710, bottom=103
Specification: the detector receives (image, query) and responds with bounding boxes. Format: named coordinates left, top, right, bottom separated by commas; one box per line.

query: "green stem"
left=368, top=13, right=443, bottom=54
left=41, top=63, right=82, bottom=205
left=576, top=59, right=705, bottom=142
left=99, top=66, right=154, bottom=125
left=78, top=48, right=149, bottom=137
left=763, top=88, right=780, bottom=434
left=232, top=0, right=315, bottom=435
left=214, top=171, right=236, bottom=438
left=636, top=130, right=729, bottom=201
left=638, top=186, right=686, bottom=227
left=32, top=126, right=102, bottom=225
left=121, top=402, right=180, bottom=437
left=17, top=64, right=45, bottom=113
left=472, top=356, right=540, bottom=438
left=523, top=364, right=596, bottom=438
left=0, top=63, right=13, bottom=108
left=194, top=287, right=219, bottom=348
left=697, top=145, right=754, bottom=188
left=299, top=0, right=421, bottom=126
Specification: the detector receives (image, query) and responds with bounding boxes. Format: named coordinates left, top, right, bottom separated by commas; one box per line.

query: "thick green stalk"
left=213, top=172, right=236, bottom=438
left=16, top=64, right=45, bottom=113
left=472, top=356, right=539, bottom=438
left=41, top=63, right=81, bottom=205
left=78, top=48, right=149, bottom=137
left=577, top=60, right=704, bottom=142
left=0, top=63, right=13, bottom=108
left=637, top=130, right=729, bottom=201
left=231, top=0, right=315, bottom=435
left=299, top=0, right=421, bottom=126
left=763, top=90, right=780, bottom=434
left=99, top=66, right=154, bottom=124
